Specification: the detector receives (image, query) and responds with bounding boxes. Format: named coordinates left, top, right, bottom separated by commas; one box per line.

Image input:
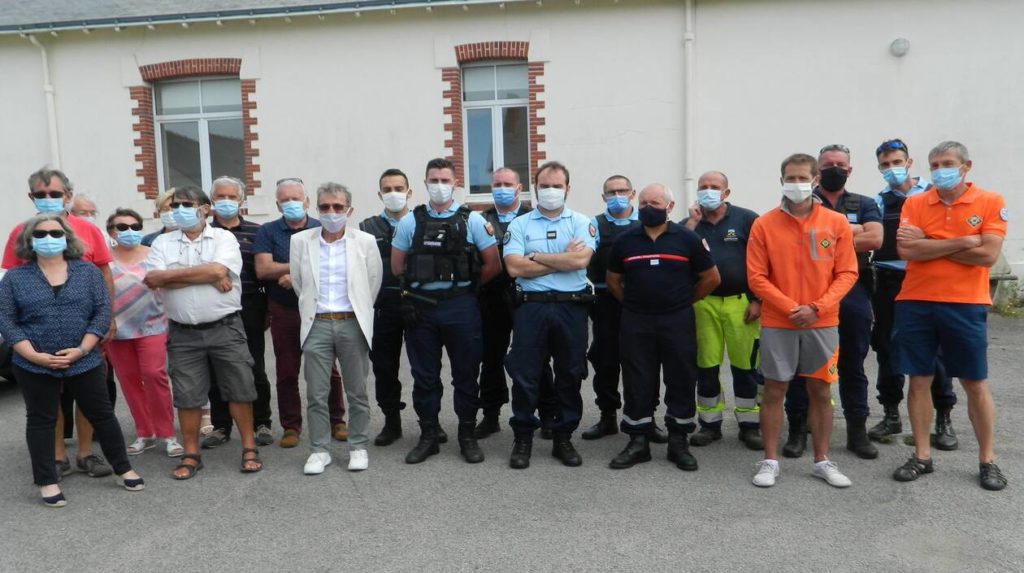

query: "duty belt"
left=517, top=288, right=597, bottom=304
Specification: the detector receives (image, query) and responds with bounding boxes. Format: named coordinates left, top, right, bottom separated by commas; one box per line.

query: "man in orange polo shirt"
left=747, top=153, right=859, bottom=488
left=892, top=141, right=1008, bottom=491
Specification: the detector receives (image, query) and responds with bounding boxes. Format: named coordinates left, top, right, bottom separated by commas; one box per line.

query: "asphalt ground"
left=0, top=315, right=1022, bottom=573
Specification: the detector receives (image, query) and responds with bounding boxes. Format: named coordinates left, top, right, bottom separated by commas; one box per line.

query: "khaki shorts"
left=167, top=314, right=256, bottom=409
left=759, top=327, right=839, bottom=384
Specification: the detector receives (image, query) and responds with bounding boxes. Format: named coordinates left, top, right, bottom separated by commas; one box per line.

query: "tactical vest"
left=404, top=205, right=480, bottom=291
left=359, top=215, right=399, bottom=291
left=840, top=194, right=874, bottom=288
left=874, top=191, right=907, bottom=263
left=587, top=214, right=641, bottom=286
left=483, top=204, right=530, bottom=290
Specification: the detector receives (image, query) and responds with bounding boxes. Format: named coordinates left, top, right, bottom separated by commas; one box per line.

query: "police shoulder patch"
left=484, top=223, right=495, bottom=236
left=1001, top=208, right=1009, bottom=222
left=589, top=223, right=597, bottom=238
left=503, top=230, right=512, bottom=245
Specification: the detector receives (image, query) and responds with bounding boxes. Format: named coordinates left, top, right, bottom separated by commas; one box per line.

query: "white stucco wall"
left=0, top=0, right=1021, bottom=273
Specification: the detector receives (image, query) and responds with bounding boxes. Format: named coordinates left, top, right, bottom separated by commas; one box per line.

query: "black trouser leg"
left=872, top=270, right=905, bottom=406
left=479, top=288, right=514, bottom=416
left=17, top=366, right=62, bottom=486
left=66, top=365, right=131, bottom=476
left=105, top=357, right=117, bottom=407
left=587, top=292, right=623, bottom=413
left=241, top=292, right=272, bottom=428
left=371, top=301, right=406, bottom=413
left=60, top=383, right=75, bottom=440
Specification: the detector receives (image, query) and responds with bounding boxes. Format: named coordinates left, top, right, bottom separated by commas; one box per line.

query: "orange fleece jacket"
left=746, top=201, right=858, bottom=329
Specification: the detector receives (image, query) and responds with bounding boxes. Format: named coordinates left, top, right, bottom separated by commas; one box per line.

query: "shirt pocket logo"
left=808, top=228, right=836, bottom=260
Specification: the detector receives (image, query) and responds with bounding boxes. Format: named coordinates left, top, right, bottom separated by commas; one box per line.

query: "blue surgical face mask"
left=116, top=229, right=143, bottom=248
left=213, top=200, right=240, bottom=219
left=32, top=236, right=67, bottom=258
left=281, top=200, right=306, bottom=221
left=34, top=197, right=65, bottom=214
left=931, top=167, right=963, bottom=190
left=882, top=167, right=909, bottom=187
left=697, top=189, right=723, bottom=210
left=605, top=195, right=630, bottom=214
left=172, top=205, right=201, bottom=230
left=492, top=187, right=517, bottom=209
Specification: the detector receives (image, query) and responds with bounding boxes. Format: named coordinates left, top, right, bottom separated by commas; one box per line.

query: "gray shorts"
left=167, top=314, right=256, bottom=409
left=759, top=327, right=840, bottom=384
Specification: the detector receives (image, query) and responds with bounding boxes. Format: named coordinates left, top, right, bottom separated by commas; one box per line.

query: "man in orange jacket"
left=746, top=153, right=858, bottom=488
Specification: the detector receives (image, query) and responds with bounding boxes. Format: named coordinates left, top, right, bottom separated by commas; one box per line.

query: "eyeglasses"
left=112, top=222, right=144, bottom=232
left=170, top=201, right=196, bottom=209
left=31, top=190, right=65, bottom=199
left=875, top=139, right=908, bottom=156
left=820, top=144, right=850, bottom=155
left=276, top=177, right=304, bottom=186
left=32, top=229, right=66, bottom=239
left=318, top=203, right=350, bottom=213
left=603, top=188, right=632, bottom=198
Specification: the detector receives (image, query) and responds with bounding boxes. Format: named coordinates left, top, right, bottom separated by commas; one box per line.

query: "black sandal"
left=240, top=448, right=263, bottom=473
left=172, top=454, right=204, bottom=480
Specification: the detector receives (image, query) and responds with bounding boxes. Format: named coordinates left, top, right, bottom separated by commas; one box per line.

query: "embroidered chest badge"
left=820, top=238, right=832, bottom=249
left=724, top=229, right=738, bottom=242
left=967, top=215, right=982, bottom=227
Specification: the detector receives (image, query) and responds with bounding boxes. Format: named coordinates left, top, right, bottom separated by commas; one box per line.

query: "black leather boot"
left=474, top=412, right=501, bottom=439
left=374, top=410, right=403, bottom=447
left=689, top=426, right=722, bottom=447
left=437, top=425, right=448, bottom=444
left=934, top=407, right=959, bottom=451
left=509, top=439, right=532, bottom=469
left=404, top=421, right=440, bottom=464
left=609, top=434, right=652, bottom=469
left=846, top=416, right=879, bottom=459
left=458, top=421, right=485, bottom=463
left=782, top=414, right=807, bottom=458
left=649, top=424, right=669, bottom=444
left=666, top=430, right=698, bottom=471
left=539, top=416, right=554, bottom=440
left=581, top=411, right=618, bottom=440
left=551, top=433, right=583, bottom=466
left=738, top=427, right=764, bottom=451
left=868, top=403, right=902, bottom=441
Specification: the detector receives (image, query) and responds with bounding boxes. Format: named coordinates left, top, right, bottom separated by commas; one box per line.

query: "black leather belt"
left=170, top=311, right=239, bottom=330
left=519, top=289, right=597, bottom=304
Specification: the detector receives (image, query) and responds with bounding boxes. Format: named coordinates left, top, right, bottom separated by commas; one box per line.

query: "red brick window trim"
left=443, top=42, right=546, bottom=196
left=130, top=58, right=259, bottom=199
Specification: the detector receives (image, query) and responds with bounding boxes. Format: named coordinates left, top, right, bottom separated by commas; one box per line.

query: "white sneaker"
left=752, top=460, right=780, bottom=487
left=812, top=460, right=852, bottom=488
left=348, top=449, right=368, bottom=471
left=303, top=452, right=332, bottom=475
left=164, top=438, right=184, bottom=458
left=127, top=437, right=156, bottom=456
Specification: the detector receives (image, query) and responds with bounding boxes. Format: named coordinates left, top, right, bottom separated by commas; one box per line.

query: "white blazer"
left=289, top=226, right=383, bottom=347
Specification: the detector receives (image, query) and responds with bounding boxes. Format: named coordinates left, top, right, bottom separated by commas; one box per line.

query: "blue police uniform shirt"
left=874, top=176, right=930, bottom=271
left=591, top=207, right=639, bottom=247
left=392, top=202, right=497, bottom=291
left=496, top=204, right=522, bottom=224
left=503, top=207, right=596, bottom=292
left=380, top=211, right=403, bottom=228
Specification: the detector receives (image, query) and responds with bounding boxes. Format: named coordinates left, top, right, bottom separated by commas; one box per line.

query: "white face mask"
left=426, top=183, right=454, bottom=205
left=382, top=191, right=408, bottom=213
left=160, top=210, right=180, bottom=230
left=781, top=182, right=814, bottom=203
left=320, top=212, right=348, bottom=234
left=537, top=187, right=567, bottom=211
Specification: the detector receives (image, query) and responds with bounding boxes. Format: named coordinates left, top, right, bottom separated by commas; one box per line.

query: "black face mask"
left=639, top=205, right=668, bottom=227
left=819, top=166, right=849, bottom=192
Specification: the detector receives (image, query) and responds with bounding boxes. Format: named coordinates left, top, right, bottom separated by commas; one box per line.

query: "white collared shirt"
left=317, top=233, right=353, bottom=313
left=145, top=224, right=243, bottom=324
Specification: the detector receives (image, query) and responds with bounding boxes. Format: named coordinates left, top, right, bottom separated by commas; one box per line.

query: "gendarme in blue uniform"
left=502, top=208, right=595, bottom=292
left=392, top=202, right=496, bottom=290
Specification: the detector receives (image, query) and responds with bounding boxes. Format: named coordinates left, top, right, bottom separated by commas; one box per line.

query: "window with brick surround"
left=462, top=63, right=530, bottom=196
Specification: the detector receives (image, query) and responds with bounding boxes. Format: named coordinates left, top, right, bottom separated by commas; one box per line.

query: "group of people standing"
left=0, top=137, right=1008, bottom=508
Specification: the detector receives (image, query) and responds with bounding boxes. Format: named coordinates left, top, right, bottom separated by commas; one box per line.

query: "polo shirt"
left=145, top=224, right=243, bottom=324
left=503, top=207, right=596, bottom=292
left=682, top=203, right=758, bottom=297
left=2, top=214, right=113, bottom=270
left=607, top=223, right=715, bottom=314
left=253, top=216, right=321, bottom=307
left=212, top=216, right=262, bottom=296
left=392, top=202, right=497, bottom=291
left=896, top=183, right=1007, bottom=305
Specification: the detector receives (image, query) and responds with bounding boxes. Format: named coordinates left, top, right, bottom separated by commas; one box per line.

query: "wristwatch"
left=528, top=252, right=537, bottom=262
left=808, top=303, right=820, bottom=315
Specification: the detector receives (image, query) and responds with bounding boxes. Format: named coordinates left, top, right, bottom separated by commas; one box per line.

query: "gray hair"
left=640, top=183, right=675, bottom=204
left=275, top=178, right=306, bottom=201
left=928, top=140, right=970, bottom=163
left=212, top=176, right=246, bottom=196
left=14, top=212, right=85, bottom=260
left=316, top=182, right=352, bottom=206
left=172, top=185, right=211, bottom=206
left=71, top=192, right=99, bottom=210
left=27, top=166, right=73, bottom=194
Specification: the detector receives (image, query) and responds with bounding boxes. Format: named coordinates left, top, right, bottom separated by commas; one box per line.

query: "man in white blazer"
left=290, top=182, right=382, bottom=473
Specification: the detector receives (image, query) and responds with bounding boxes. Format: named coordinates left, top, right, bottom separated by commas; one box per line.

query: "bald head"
left=638, top=183, right=675, bottom=211
left=697, top=171, right=729, bottom=191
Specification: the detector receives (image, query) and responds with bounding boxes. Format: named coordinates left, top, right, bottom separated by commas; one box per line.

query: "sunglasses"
left=32, top=229, right=66, bottom=239
left=318, top=203, right=350, bottom=213
left=820, top=144, right=851, bottom=155
left=31, top=191, right=65, bottom=199
left=112, top=222, right=144, bottom=232
left=876, top=139, right=908, bottom=156
left=276, top=177, right=304, bottom=186
left=170, top=201, right=196, bottom=209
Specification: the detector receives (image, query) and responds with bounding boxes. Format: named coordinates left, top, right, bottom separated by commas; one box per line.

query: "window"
left=154, top=77, right=244, bottom=192
left=462, top=63, right=530, bottom=195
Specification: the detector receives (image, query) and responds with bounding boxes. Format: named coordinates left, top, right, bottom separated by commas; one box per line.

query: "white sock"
left=762, top=459, right=779, bottom=469
left=814, top=459, right=832, bottom=469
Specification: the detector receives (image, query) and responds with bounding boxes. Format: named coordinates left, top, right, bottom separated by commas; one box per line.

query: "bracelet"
left=77, top=346, right=88, bottom=356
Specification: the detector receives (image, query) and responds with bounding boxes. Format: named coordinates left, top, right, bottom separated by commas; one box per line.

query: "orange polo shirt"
left=896, top=183, right=1007, bottom=305
left=747, top=199, right=859, bottom=329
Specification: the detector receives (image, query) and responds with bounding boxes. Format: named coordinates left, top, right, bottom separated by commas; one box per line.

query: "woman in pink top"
left=104, top=208, right=182, bottom=457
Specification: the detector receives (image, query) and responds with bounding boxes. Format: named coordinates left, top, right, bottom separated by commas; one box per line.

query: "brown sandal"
left=240, top=448, right=263, bottom=473
left=172, top=454, right=204, bottom=480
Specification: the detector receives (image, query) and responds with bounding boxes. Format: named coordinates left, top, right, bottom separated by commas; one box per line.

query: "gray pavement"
left=0, top=315, right=1022, bottom=572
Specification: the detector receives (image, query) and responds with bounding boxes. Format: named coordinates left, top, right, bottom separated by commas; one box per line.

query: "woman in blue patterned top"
left=0, top=213, right=143, bottom=507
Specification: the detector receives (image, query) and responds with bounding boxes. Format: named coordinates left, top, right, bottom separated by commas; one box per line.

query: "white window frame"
left=461, top=62, right=530, bottom=198
left=153, top=76, right=243, bottom=194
